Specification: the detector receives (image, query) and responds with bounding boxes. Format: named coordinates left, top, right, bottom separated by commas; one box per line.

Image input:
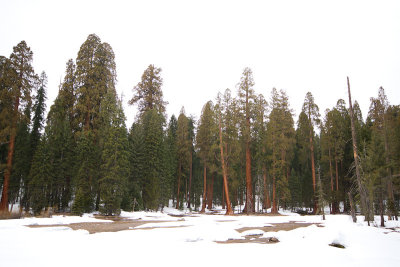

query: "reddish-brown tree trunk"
left=0, top=94, right=20, bottom=212
left=328, top=148, right=336, bottom=213
left=176, top=162, right=181, bottom=209
left=219, top=117, right=233, bottom=215
left=263, top=165, right=271, bottom=210
left=243, top=142, right=252, bottom=214
left=207, top=173, right=214, bottom=210
left=310, top=128, right=317, bottom=214
left=222, top=188, right=225, bottom=209
left=187, top=151, right=193, bottom=208
left=200, top=164, right=207, bottom=213
left=271, top=175, right=277, bottom=213
left=335, top=159, right=339, bottom=192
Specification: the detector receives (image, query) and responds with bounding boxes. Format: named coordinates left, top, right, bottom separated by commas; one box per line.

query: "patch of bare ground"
left=236, top=221, right=323, bottom=234
left=217, top=221, right=323, bottom=244
left=27, top=219, right=185, bottom=234
left=217, top=236, right=280, bottom=244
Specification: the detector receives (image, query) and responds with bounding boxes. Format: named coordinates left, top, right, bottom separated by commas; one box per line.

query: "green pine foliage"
left=29, top=137, right=52, bottom=215
left=141, top=109, right=165, bottom=210
left=10, top=108, right=31, bottom=209
left=1, top=34, right=400, bottom=219
left=30, top=72, right=47, bottom=154
left=98, top=88, right=130, bottom=215
left=72, top=131, right=98, bottom=215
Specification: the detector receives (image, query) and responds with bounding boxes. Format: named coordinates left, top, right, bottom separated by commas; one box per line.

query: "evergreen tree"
left=127, top=122, right=145, bottom=210
left=10, top=106, right=31, bottom=211
left=163, top=115, right=178, bottom=209
left=176, top=108, right=190, bottom=209
left=301, top=92, right=320, bottom=213
left=128, top=64, right=167, bottom=115
left=196, top=101, right=216, bottom=212
left=252, top=94, right=268, bottom=210
left=221, top=89, right=242, bottom=210
left=99, top=90, right=129, bottom=215
left=1, top=41, right=36, bottom=212
left=72, top=131, right=98, bottom=215
left=73, top=34, right=117, bottom=212
left=266, top=88, right=295, bottom=213
left=295, top=111, right=313, bottom=209
left=141, top=109, right=164, bottom=210
left=30, top=72, right=47, bottom=154
left=59, top=59, right=76, bottom=128
left=237, top=67, right=256, bottom=213
left=28, top=137, right=52, bottom=215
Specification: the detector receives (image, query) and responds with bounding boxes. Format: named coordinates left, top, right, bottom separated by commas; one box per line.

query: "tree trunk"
left=384, top=125, right=397, bottom=220
left=243, top=141, right=252, bottom=214
left=329, top=148, right=336, bottom=214
left=207, top=173, right=214, bottom=210
left=271, top=173, right=277, bottom=214
left=263, top=164, right=271, bottom=210
left=0, top=94, right=20, bottom=213
left=243, top=85, right=252, bottom=214
left=219, top=117, right=233, bottom=215
left=200, top=164, right=207, bottom=213
left=222, top=187, right=225, bottom=209
left=187, top=151, right=193, bottom=209
left=176, top=162, right=181, bottom=209
left=348, top=192, right=357, bottom=223
left=347, top=76, right=372, bottom=222
left=380, top=193, right=385, bottom=227
left=310, top=127, right=317, bottom=214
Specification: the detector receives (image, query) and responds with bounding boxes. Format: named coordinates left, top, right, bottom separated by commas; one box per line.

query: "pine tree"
left=253, top=94, right=269, bottom=211
left=215, top=94, right=233, bottom=214
left=301, top=92, right=320, bottom=213
left=43, top=61, right=77, bottom=212
left=176, top=108, right=190, bottom=209
left=59, top=59, right=76, bottom=128
left=10, top=106, right=31, bottom=211
left=72, top=131, right=98, bottom=215
left=29, top=137, right=52, bottom=215
left=221, top=89, right=242, bottom=210
left=369, top=87, right=398, bottom=220
left=295, top=111, right=313, bottom=209
left=196, top=101, right=216, bottom=212
left=1, top=41, right=36, bottom=212
left=237, top=67, right=256, bottom=213
left=30, top=72, right=47, bottom=154
left=163, top=115, right=178, bottom=209
left=266, top=88, right=295, bottom=213
left=141, top=109, right=164, bottom=210
left=99, top=90, right=129, bottom=215
left=127, top=122, right=145, bottom=210
left=73, top=34, right=117, bottom=212
left=128, top=64, right=167, bottom=115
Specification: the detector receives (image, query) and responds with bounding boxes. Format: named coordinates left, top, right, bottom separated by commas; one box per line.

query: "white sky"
left=1, top=0, right=399, bottom=127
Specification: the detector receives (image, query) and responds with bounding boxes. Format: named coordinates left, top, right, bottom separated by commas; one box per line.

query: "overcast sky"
left=1, top=0, right=399, bottom=127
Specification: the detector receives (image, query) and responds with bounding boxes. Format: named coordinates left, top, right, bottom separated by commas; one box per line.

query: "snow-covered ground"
left=1, top=208, right=399, bottom=267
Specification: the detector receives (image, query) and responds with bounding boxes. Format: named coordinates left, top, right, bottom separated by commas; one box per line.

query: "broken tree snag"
left=347, top=76, right=373, bottom=223
left=348, top=192, right=357, bottom=223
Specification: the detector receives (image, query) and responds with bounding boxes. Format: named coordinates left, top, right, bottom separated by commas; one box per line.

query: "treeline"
left=0, top=34, right=399, bottom=220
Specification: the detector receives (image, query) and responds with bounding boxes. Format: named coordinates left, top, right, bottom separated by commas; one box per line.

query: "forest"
left=1, top=34, right=399, bottom=224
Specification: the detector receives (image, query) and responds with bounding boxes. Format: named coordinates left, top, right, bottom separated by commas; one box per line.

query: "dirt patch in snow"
left=27, top=219, right=180, bottom=234
left=235, top=221, right=322, bottom=233
left=217, top=221, right=323, bottom=244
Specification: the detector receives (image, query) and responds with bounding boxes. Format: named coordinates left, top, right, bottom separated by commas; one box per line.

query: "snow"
left=1, top=209, right=400, bottom=267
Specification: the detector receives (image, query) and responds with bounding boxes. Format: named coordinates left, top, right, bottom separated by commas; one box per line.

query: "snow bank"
left=1, top=209, right=400, bottom=267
